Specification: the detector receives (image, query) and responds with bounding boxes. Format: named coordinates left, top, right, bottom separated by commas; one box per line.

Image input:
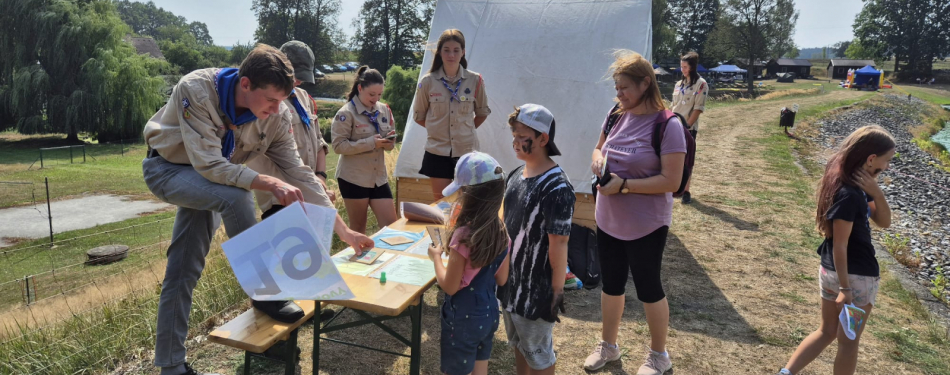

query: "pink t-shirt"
left=595, top=110, right=687, bottom=241
left=449, top=226, right=482, bottom=289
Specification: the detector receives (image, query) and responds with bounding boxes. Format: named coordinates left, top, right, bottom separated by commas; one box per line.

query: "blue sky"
left=147, top=0, right=864, bottom=49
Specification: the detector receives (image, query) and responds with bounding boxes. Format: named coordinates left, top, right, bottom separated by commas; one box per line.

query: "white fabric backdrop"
left=394, top=0, right=653, bottom=194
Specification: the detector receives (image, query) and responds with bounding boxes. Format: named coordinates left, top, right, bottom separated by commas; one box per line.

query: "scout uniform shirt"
left=330, top=99, right=395, bottom=188
left=411, top=67, right=490, bottom=157
left=671, top=77, right=708, bottom=131
left=246, top=87, right=330, bottom=212
left=143, top=68, right=331, bottom=207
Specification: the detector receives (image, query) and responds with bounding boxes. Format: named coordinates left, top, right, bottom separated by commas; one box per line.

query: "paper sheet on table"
left=221, top=203, right=353, bottom=301
left=372, top=227, right=424, bottom=251
left=331, top=247, right=396, bottom=277
left=404, top=236, right=433, bottom=256
left=838, top=303, right=866, bottom=340
left=369, top=255, right=435, bottom=286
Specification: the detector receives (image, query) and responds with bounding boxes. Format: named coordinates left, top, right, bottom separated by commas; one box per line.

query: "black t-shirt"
left=817, top=184, right=879, bottom=277
left=498, top=165, right=575, bottom=322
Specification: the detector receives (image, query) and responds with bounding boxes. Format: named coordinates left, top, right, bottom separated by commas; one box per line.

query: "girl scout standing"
left=412, top=29, right=491, bottom=200
left=331, top=66, right=399, bottom=234
left=671, top=51, right=707, bottom=204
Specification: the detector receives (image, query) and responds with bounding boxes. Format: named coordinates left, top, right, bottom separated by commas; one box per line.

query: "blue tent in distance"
left=852, top=65, right=882, bottom=86
left=709, top=64, right=747, bottom=73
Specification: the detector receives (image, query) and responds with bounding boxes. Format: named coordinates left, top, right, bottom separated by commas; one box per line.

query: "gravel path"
left=811, top=94, right=950, bottom=300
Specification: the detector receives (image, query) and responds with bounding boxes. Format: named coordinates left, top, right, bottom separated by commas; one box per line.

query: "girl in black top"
left=779, top=125, right=895, bottom=375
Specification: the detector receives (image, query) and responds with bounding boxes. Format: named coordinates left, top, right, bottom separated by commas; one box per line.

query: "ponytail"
left=347, top=66, right=385, bottom=102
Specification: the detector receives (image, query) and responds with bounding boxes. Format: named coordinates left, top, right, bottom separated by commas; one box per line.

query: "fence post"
left=39, top=149, right=44, bottom=169
left=82, top=145, right=86, bottom=163
left=69, top=146, right=74, bottom=164
left=46, top=177, right=53, bottom=246
left=121, top=139, right=125, bottom=156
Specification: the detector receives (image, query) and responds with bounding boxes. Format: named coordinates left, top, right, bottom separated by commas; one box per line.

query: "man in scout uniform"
left=248, top=40, right=335, bottom=220
left=142, top=44, right=374, bottom=375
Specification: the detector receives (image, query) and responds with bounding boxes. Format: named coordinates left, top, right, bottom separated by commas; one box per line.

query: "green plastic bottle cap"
left=380, top=271, right=387, bottom=283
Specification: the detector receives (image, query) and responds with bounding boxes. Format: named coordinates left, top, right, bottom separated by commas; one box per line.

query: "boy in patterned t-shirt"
left=498, top=104, right=575, bottom=374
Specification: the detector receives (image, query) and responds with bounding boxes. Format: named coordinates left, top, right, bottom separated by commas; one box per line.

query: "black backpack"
left=567, top=224, right=601, bottom=289
left=600, top=104, right=696, bottom=197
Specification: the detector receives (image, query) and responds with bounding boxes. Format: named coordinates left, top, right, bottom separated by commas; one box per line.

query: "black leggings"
left=597, top=226, right=669, bottom=303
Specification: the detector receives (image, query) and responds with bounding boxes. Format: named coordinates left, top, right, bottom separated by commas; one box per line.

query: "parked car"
left=345, top=62, right=359, bottom=69
left=334, top=64, right=347, bottom=72
left=322, top=65, right=335, bottom=73
left=717, top=75, right=734, bottom=83
left=344, top=64, right=357, bottom=72
left=313, top=68, right=325, bottom=79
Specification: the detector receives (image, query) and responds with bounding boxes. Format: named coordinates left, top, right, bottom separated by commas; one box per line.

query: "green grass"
left=898, top=85, right=950, bottom=106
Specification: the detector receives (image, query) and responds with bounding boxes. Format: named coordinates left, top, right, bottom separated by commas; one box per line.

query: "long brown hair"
left=430, top=29, right=468, bottom=74
left=608, top=50, right=666, bottom=113
left=815, top=125, right=895, bottom=236
left=444, top=179, right=507, bottom=269
left=681, top=51, right=700, bottom=88
left=347, top=66, right=385, bottom=102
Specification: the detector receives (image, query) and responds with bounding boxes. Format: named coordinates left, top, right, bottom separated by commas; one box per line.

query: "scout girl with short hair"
left=412, top=29, right=491, bottom=200
left=330, top=66, right=399, bottom=234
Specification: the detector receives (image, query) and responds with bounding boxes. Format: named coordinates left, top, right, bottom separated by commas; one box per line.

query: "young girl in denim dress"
left=427, top=151, right=510, bottom=375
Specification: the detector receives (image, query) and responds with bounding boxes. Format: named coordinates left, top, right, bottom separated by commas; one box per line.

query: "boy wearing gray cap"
left=498, top=103, right=574, bottom=375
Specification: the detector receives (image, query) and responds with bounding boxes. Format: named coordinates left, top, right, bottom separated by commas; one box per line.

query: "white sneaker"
left=583, top=340, right=621, bottom=371
left=636, top=349, right=672, bottom=375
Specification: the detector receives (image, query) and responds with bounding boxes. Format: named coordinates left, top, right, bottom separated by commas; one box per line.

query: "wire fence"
left=23, top=138, right=147, bottom=171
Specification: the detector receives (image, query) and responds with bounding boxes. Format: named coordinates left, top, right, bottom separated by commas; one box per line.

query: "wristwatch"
left=315, top=171, right=328, bottom=179
left=621, top=178, right=629, bottom=194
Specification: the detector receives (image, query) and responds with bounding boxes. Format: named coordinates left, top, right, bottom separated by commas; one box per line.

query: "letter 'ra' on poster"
left=222, top=203, right=354, bottom=301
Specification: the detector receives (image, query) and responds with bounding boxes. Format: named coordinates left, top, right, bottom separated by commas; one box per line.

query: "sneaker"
left=636, top=350, right=672, bottom=375
left=583, top=340, right=621, bottom=371
left=681, top=191, right=692, bottom=204
left=181, top=362, right=221, bottom=375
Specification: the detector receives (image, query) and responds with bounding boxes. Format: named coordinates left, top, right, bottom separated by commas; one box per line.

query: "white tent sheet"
left=395, top=0, right=653, bottom=194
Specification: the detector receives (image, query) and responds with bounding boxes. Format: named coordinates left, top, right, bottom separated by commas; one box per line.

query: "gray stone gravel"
left=810, top=94, right=950, bottom=301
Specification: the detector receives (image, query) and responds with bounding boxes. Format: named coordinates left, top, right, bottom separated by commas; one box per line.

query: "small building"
left=733, top=58, right=766, bottom=78
left=124, top=34, right=165, bottom=60
left=827, top=59, right=876, bottom=80
left=767, top=58, right=812, bottom=78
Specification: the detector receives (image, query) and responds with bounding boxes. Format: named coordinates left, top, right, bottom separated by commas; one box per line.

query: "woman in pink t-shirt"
left=582, top=51, right=687, bottom=374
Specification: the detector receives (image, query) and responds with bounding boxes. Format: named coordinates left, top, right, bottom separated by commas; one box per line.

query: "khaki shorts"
left=818, top=266, right=880, bottom=307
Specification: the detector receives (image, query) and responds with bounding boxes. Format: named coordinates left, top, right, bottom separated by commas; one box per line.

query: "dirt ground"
left=111, top=89, right=949, bottom=375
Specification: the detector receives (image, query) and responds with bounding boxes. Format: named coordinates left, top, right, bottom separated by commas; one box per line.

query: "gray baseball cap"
left=515, top=103, right=561, bottom=156
left=280, top=40, right=315, bottom=84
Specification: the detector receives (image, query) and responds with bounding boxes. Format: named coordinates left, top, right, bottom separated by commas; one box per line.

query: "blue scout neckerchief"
left=290, top=92, right=311, bottom=130
left=215, top=68, right=258, bottom=161
left=440, top=77, right=462, bottom=103
left=351, top=99, right=381, bottom=134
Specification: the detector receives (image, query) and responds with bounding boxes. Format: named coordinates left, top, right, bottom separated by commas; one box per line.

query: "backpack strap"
left=505, top=164, right=524, bottom=184
left=651, top=110, right=686, bottom=157
left=602, top=103, right=623, bottom=136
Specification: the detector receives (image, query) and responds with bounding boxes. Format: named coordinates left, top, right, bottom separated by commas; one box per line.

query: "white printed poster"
left=222, top=203, right=353, bottom=301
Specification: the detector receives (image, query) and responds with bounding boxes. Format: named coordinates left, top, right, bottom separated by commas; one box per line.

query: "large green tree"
left=0, top=0, right=167, bottom=141
left=718, top=0, right=799, bottom=93
left=352, top=0, right=434, bottom=76
left=652, top=0, right=677, bottom=62
left=852, top=0, right=950, bottom=78
left=114, top=0, right=233, bottom=74
left=668, top=0, right=720, bottom=60
left=253, top=0, right=343, bottom=67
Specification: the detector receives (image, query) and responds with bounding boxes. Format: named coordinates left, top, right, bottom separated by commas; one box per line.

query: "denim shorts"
left=440, top=303, right=500, bottom=375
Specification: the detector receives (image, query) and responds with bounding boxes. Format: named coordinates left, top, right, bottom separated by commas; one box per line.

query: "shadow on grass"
left=562, top=233, right=761, bottom=347
left=689, top=200, right=760, bottom=231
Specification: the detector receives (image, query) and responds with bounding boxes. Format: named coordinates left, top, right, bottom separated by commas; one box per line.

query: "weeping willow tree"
left=0, top=0, right=168, bottom=142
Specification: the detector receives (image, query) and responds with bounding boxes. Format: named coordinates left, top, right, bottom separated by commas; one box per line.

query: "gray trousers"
left=142, top=156, right=258, bottom=373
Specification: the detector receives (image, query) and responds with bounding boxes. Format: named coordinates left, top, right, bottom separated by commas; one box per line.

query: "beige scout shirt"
left=411, top=67, right=490, bottom=157
left=143, top=68, right=331, bottom=207
left=671, top=77, right=708, bottom=131
left=247, top=87, right=330, bottom=212
left=330, top=99, right=395, bottom=188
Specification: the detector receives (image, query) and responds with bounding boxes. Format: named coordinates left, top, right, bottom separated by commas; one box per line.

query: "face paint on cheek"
left=521, top=139, right=533, bottom=154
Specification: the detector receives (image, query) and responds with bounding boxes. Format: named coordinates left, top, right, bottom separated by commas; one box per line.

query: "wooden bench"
left=209, top=300, right=318, bottom=375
